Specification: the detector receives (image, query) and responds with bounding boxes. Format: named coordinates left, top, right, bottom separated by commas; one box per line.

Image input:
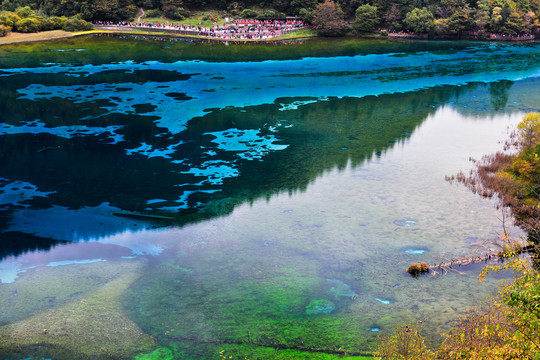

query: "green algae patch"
left=305, top=299, right=336, bottom=315
left=123, top=248, right=376, bottom=359
left=134, top=347, right=175, bottom=360
left=0, top=261, right=156, bottom=360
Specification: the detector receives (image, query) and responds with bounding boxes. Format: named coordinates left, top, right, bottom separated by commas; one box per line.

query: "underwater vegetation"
left=0, top=260, right=157, bottom=359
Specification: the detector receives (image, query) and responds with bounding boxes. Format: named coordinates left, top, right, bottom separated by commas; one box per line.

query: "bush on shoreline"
left=0, top=7, right=91, bottom=33
left=449, top=113, right=540, bottom=241
left=0, top=23, right=10, bottom=36
left=62, top=16, right=92, bottom=31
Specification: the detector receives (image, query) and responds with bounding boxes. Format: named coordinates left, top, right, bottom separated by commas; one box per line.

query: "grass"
left=0, top=29, right=82, bottom=45
left=274, top=28, right=317, bottom=39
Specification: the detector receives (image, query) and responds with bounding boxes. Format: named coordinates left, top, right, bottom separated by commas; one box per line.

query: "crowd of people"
left=489, top=33, right=535, bottom=40
left=94, top=19, right=307, bottom=40
left=386, top=29, right=535, bottom=41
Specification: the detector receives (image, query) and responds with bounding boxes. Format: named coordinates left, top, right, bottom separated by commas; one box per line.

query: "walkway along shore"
left=388, top=31, right=536, bottom=41
left=93, top=20, right=308, bottom=40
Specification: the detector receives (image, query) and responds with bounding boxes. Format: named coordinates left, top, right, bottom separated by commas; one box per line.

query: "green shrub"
left=15, top=6, right=34, bottom=18
left=50, top=16, right=68, bottom=29
left=14, top=16, right=41, bottom=32
left=0, top=11, right=21, bottom=27
left=256, top=9, right=277, bottom=19
left=0, top=24, right=11, bottom=36
left=62, top=17, right=93, bottom=32
left=380, top=29, right=388, bottom=36
left=39, top=18, right=54, bottom=31
left=143, top=9, right=162, bottom=18
left=240, top=8, right=258, bottom=18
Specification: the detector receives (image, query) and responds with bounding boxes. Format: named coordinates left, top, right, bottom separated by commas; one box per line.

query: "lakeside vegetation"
left=373, top=113, right=540, bottom=359
left=1, top=0, right=538, bottom=39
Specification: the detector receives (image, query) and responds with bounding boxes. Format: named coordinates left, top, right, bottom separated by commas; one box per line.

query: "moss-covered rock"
left=305, top=299, right=336, bottom=315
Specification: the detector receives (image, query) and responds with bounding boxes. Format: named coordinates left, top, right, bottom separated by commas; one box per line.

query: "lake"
left=0, top=35, right=539, bottom=359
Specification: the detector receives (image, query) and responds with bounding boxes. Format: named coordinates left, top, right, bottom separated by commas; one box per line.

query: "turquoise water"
left=0, top=36, right=539, bottom=359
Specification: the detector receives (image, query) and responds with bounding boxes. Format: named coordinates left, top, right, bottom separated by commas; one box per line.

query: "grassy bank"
left=0, top=29, right=82, bottom=45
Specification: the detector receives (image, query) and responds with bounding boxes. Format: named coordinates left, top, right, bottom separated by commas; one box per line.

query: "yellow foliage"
left=516, top=113, right=540, bottom=150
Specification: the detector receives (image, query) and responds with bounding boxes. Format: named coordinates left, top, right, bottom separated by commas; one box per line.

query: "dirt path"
left=137, top=8, right=145, bottom=23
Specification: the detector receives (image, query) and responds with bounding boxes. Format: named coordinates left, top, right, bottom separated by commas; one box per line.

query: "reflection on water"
left=0, top=37, right=539, bottom=359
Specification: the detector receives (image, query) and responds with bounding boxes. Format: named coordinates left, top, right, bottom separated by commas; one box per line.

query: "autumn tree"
left=312, top=0, right=347, bottom=36
left=384, top=4, right=402, bottom=29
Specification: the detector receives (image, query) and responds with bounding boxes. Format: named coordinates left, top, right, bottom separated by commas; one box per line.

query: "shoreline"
left=0, top=27, right=316, bottom=47
left=0, top=27, right=537, bottom=47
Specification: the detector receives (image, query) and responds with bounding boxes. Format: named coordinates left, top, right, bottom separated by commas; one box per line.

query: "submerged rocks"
left=394, top=219, right=417, bottom=227
left=326, top=278, right=356, bottom=298
left=401, top=246, right=429, bottom=255
left=305, top=299, right=335, bottom=315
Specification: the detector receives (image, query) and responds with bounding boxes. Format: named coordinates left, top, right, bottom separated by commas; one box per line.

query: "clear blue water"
left=0, top=36, right=539, bottom=359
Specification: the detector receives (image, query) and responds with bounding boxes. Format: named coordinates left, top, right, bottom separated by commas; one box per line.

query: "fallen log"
left=407, top=244, right=538, bottom=276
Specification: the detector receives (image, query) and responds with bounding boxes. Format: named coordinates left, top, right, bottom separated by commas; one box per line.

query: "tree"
left=403, top=7, right=435, bottom=32
left=522, top=10, right=537, bottom=32
left=227, top=1, right=244, bottom=16
left=338, top=0, right=365, bottom=17
left=290, top=0, right=318, bottom=15
left=312, top=0, right=347, bottom=36
left=475, top=0, right=491, bottom=33
left=298, top=7, right=313, bottom=22
left=516, top=113, right=540, bottom=150
left=384, top=4, right=402, bottom=28
left=448, top=4, right=472, bottom=33
left=502, top=5, right=524, bottom=33
left=490, top=6, right=504, bottom=31
left=434, top=18, right=450, bottom=32
left=355, top=4, right=379, bottom=31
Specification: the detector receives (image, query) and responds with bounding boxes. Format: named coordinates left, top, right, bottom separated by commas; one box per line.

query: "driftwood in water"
left=409, top=244, right=537, bottom=276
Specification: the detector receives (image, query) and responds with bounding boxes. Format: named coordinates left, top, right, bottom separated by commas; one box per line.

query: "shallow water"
left=0, top=36, right=539, bottom=359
